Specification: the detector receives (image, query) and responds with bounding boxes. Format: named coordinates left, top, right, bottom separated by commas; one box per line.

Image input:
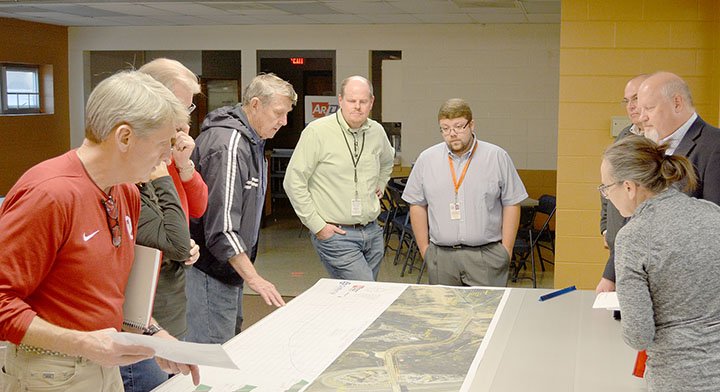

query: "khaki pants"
left=1, top=344, right=123, bottom=392
left=426, top=241, right=510, bottom=287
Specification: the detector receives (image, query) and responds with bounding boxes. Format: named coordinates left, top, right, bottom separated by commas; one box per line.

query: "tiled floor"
left=242, top=201, right=554, bottom=329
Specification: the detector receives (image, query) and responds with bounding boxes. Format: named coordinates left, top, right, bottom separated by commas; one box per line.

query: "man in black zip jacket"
left=186, top=74, right=297, bottom=344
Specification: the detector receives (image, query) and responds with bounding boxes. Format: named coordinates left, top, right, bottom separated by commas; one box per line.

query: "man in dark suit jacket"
left=638, top=71, right=720, bottom=206
left=598, top=71, right=720, bottom=293
left=596, top=74, right=648, bottom=293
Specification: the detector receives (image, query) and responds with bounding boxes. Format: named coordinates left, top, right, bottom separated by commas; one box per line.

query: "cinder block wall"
left=555, top=0, right=720, bottom=289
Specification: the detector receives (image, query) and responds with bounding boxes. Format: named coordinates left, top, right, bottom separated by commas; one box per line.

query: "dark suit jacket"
left=602, top=116, right=720, bottom=282
left=600, top=125, right=634, bottom=281
left=674, top=116, right=720, bottom=205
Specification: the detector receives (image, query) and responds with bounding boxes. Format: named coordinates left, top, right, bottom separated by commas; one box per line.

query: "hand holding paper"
left=109, top=332, right=238, bottom=370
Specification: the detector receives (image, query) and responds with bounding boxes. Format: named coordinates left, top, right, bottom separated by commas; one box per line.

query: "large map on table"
left=153, top=279, right=507, bottom=392
left=305, top=286, right=504, bottom=392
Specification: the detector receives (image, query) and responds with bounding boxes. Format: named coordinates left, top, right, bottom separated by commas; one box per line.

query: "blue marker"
left=539, top=285, right=577, bottom=302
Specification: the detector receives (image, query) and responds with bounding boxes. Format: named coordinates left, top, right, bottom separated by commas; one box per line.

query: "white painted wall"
left=68, top=23, right=559, bottom=169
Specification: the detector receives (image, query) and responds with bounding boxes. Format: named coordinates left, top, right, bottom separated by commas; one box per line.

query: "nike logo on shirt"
left=83, top=230, right=100, bottom=242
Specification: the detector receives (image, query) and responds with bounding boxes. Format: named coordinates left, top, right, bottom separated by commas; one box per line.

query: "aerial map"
left=304, top=285, right=505, bottom=392
left=153, top=280, right=507, bottom=392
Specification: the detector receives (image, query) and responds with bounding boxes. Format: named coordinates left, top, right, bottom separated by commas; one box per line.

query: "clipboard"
left=122, top=244, right=162, bottom=330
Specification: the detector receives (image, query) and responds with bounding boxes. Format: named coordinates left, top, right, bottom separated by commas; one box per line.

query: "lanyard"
left=448, top=141, right=478, bottom=200
left=336, top=113, right=366, bottom=193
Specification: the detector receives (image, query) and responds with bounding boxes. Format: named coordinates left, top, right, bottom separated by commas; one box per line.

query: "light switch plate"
left=611, top=116, right=631, bottom=137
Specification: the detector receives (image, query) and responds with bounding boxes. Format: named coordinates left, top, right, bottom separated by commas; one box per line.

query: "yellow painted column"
left=556, top=0, right=720, bottom=289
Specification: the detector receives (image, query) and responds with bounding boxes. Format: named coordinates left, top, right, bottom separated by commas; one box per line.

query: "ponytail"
left=603, top=135, right=696, bottom=193
left=659, top=154, right=697, bottom=192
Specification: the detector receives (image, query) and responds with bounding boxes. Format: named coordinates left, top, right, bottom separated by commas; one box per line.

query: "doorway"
left=257, top=50, right=335, bottom=150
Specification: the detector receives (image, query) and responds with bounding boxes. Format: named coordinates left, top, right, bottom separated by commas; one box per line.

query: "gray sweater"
left=615, top=188, right=720, bottom=391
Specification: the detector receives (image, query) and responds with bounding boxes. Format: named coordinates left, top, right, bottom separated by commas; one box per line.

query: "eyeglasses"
left=439, top=120, right=470, bottom=135
left=187, top=102, right=196, bottom=114
left=597, top=182, right=622, bottom=199
left=621, top=96, right=638, bottom=106
left=102, top=196, right=122, bottom=247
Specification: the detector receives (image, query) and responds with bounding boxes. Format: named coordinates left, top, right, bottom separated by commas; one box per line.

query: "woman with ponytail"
left=600, top=135, right=720, bottom=391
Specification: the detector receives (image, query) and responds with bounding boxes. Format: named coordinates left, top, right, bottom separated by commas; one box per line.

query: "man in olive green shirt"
left=284, top=75, right=395, bottom=281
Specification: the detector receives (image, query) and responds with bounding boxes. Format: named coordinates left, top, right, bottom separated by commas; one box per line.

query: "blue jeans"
left=311, top=221, right=384, bottom=281
left=119, top=358, right=167, bottom=392
left=184, top=266, right=243, bottom=344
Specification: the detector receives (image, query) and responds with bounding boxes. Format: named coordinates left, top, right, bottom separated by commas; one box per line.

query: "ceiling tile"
left=14, top=11, right=117, bottom=25
left=413, top=13, right=474, bottom=23
left=203, top=2, right=288, bottom=15
left=269, top=2, right=340, bottom=15
left=28, top=4, right=126, bottom=17
left=388, top=0, right=461, bottom=14
left=146, top=14, right=215, bottom=25
left=248, top=14, right=318, bottom=24
left=143, top=3, right=228, bottom=16
left=83, top=3, right=178, bottom=16
left=303, top=13, right=370, bottom=23
left=324, top=1, right=402, bottom=14
left=0, top=0, right=561, bottom=26
left=0, top=5, right=51, bottom=13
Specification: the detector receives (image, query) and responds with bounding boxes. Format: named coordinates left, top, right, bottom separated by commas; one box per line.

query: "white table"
left=470, top=288, right=646, bottom=391
left=156, top=284, right=647, bottom=392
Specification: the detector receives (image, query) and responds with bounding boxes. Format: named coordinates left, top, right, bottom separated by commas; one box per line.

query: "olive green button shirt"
left=284, top=110, right=395, bottom=234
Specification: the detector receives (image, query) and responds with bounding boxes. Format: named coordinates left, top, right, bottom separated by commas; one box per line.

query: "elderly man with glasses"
left=0, top=71, right=200, bottom=391
left=596, top=74, right=649, bottom=294
left=402, top=98, right=527, bottom=287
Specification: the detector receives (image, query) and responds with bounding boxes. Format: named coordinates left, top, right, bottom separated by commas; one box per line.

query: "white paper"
left=155, top=279, right=407, bottom=391
left=109, top=332, right=238, bottom=370
left=153, top=279, right=508, bottom=392
left=592, top=291, right=620, bottom=311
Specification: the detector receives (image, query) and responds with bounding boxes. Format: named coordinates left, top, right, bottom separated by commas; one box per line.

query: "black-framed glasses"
left=187, top=102, right=196, bottom=114
left=597, top=182, right=622, bottom=199
left=439, top=120, right=470, bottom=135
left=102, top=196, right=122, bottom=247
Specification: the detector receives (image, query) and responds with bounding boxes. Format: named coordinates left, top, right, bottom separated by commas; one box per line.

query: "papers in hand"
left=593, top=291, right=620, bottom=311
left=109, top=332, right=238, bottom=370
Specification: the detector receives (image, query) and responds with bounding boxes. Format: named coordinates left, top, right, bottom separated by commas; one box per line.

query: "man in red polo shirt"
left=0, top=71, right=199, bottom=391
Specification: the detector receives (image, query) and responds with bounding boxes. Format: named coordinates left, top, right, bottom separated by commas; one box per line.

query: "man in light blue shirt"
left=402, top=98, right=527, bottom=286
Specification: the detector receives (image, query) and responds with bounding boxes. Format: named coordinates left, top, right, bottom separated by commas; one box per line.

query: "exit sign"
left=290, top=57, right=305, bottom=65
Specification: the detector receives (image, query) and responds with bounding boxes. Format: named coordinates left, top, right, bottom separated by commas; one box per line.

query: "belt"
left=435, top=241, right=498, bottom=249
left=16, top=343, right=78, bottom=359
left=328, top=221, right=375, bottom=229
left=325, top=221, right=375, bottom=230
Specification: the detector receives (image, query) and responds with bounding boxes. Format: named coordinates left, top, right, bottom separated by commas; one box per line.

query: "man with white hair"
left=0, top=71, right=200, bottom=391
left=186, top=73, right=295, bottom=344
left=637, top=71, right=720, bottom=205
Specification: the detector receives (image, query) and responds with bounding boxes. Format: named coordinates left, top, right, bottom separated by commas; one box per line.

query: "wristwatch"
left=143, top=324, right=164, bottom=336
left=177, top=159, right=195, bottom=174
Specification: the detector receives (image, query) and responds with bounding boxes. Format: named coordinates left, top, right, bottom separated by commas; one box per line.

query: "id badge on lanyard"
left=448, top=141, right=477, bottom=221
left=351, top=197, right=362, bottom=216
left=450, top=201, right=461, bottom=220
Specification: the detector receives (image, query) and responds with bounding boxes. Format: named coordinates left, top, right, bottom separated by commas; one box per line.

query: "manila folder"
left=122, top=244, right=162, bottom=330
